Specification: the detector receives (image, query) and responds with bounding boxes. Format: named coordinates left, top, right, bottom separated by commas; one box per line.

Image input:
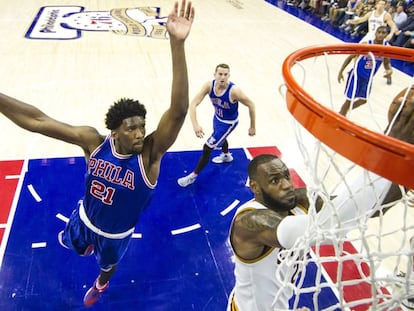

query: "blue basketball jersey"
left=209, top=80, right=239, bottom=121
left=355, top=39, right=387, bottom=79
left=83, top=135, right=156, bottom=234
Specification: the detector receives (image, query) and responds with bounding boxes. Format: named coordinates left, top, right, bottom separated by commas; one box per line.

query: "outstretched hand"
left=167, top=0, right=195, bottom=41
left=193, top=125, right=204, bottom=138
left=387, top=96, right=414, bottom=145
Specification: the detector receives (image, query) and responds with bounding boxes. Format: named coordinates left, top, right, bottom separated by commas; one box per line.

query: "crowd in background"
left=285, top=0, right=414, bottom=48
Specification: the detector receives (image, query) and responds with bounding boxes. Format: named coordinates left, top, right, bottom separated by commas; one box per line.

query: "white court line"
left=5, top=175, right=21, bottom=179
left=220, top=199, right=240, bottom=216
left=56, top=213, right=69, bottom=223
left=132, top=233, right=142, bottom=239
left=0, top=158, right=29, bottom=269
left=27, top=184, right=42, bottom=202
left=242, top=147, right=251, bottom=187
left=32, top=242, right=47, bottom=248
left=0, top=224, right=6, bottom=229
left=243, top=146, right=253, bottom=160
left=171, top=223, right=201, bottom=235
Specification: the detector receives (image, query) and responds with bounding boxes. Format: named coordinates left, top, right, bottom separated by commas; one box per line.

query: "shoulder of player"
left=229, top=84, right=244, bottom=99
left=385, top=11, right=393, bottom=18
left=77, top=126, right=104, bottom=147
left=201, top=80, right=213, bottom=93
left=234, top=207, right=283, bottom=232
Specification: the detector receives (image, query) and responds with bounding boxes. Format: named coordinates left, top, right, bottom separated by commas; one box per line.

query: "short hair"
left=215, top=63, right=230, bottom=72
left=105, top=98, right=146, bottom=130
left=376, top=25, right=388, bottom=33
left=248, top=154, right=279, bottom=180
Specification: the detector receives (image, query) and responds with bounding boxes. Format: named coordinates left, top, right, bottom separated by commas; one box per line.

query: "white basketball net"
left=276, top=49, right=414, bottom=311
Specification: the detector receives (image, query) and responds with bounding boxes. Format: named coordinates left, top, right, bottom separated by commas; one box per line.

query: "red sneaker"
left=83, top=278, right=109, bottom=307
left=81, top=244, right=94, bottom=256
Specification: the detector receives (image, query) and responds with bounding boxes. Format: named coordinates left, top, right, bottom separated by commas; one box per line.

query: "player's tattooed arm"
left=234, top=209, right=284, bottom=248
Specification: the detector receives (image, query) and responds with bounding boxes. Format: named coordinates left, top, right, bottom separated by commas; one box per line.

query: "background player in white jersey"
left=337, top=25, right=392, bottom=116
left=346, top=0, right=396, bottom=85
left=177, top=63, right=256, bottom=187
left=0, top=0, right=194, bottom=307
left=226, top=99, right=414, bottom=310
left=346, top=0, right=397, bottom=42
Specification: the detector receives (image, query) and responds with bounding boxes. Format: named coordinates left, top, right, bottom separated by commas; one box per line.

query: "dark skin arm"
left=141, top=0, right=195, bottom=183
left=231, top=208, right=285, bottom=260
left=338, top=54, right=357, bottom=83
left=370, top=88, right=414, bottom=215
left=0, top=0, right=195, bottom=178
left=0, top=93, right=104, bottom=160
left=387, top=87, right=414, bottom=145
left=231, top=188, right=308, bottom=260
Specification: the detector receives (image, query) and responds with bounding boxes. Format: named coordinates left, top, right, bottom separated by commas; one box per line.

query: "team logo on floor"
left=25, top=6, right=168, bottom=40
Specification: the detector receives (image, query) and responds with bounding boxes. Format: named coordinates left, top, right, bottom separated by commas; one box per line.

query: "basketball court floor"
left=1, top=0, right=413, bottom=310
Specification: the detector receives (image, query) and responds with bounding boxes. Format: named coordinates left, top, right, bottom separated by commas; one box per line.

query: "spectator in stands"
left=339, top=0, right=364, bottom=30
left=320, top=0, right=334, bottom=19
left=393, top=2, right=408, bottom=28
left=401, top=29, right=414, bottom=47
left=329, top=0, right=351, bottom=25
left=389, top=12, right=414, bottom=45
left=309, top=0, right=324, bottom=14
left=349, top=0, right=376, bottom=36
left=346, top=0, right=397, bottom=41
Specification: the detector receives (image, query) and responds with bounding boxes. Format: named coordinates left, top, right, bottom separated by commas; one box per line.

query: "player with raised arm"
left=0, top=0, right=195, bottom=306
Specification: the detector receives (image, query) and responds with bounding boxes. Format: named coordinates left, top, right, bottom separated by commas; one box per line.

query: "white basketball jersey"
left=368, top=10, right=386, bottom=33
left=227, top=200, right=292, bottom=311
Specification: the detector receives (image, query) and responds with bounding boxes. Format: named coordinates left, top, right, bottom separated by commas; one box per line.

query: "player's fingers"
left=172, top=1, right=179, bottom=16
left=180, top=0, right=186, bottom=17
left=186, top=3, right=195, bottom=21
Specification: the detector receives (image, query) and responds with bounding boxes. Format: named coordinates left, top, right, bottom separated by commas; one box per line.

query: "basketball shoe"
left=177, top=173, right=197, bottom=187
left=83, top=278, right=109, bottom=307
left=212, top=152, right=233, bottom=164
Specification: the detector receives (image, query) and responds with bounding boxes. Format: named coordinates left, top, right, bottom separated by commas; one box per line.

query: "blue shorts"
left=206, top=116, right=238, bottom=148
left=344, top=70, right=372, bottom=100
left=61, top=204, right=131, bottom=270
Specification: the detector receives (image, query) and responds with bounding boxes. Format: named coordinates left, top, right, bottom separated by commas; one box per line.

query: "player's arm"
left=387, top=91, right=414, bottom=145
left=338, top=54, right=356, bottom=83
left=231, top=209, right=285, bottom=259
left=346, top=11, right=369, bottom=25
left=0, top=92, right=103, bottom=158
left=385, top=13, right=398, bottom=40
left=231, top=87, right=256, bottom=136
left=383, top=57, right=392, bottom=77
left=189, top=81, right=210, bottom=138
left=149, top=0, right=194, bottom=158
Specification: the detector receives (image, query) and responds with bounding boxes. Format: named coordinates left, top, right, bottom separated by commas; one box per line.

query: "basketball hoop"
left=282, top=44, right=414, bottom=189
left=276, top=43, right=414, bottom=311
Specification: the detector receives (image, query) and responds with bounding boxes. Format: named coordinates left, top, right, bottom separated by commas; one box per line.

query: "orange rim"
left=282, top=44, right=414, bottom=189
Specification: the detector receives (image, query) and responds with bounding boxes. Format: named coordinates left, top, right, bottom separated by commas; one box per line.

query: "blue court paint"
left=0, top=148, right=340, bottom=310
